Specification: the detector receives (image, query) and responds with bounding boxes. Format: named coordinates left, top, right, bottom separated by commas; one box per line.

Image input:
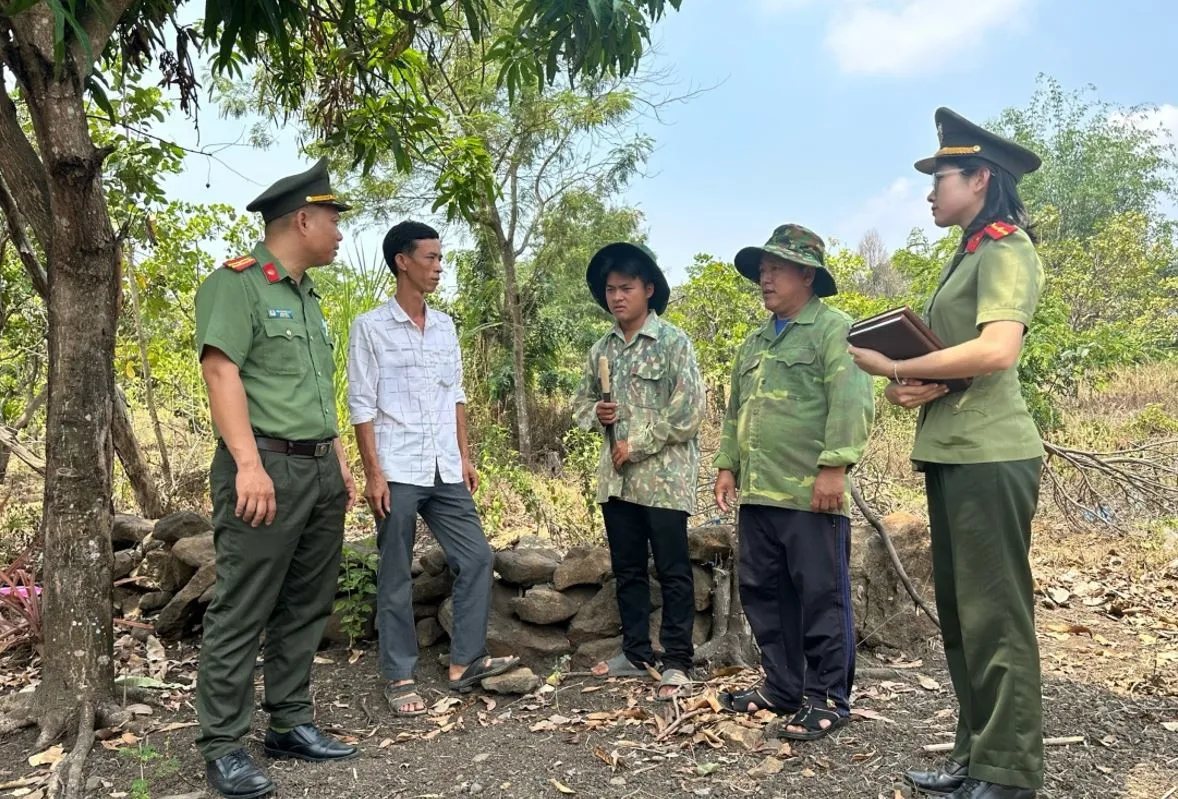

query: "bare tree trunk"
left=0, top=385, right=46, bottom=483
left=694, top=533, right=758, bottom=668
left=500, top=247, right=532, bottom=462
left=111, top=388, right=166, bottom=518
left=484, top=206, right=532, bottom=462
left=0, top=2, right=138, bottom=764
left=123, top=245, right=173, bottom=489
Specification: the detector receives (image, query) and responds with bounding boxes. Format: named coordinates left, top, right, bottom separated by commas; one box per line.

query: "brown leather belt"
left=220, top=436, right=334, bottom=457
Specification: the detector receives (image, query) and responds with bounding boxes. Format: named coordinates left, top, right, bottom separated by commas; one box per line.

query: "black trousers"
left=738, top=504, right=855, bottom=714
left=601, top=499, right=695, bottom=672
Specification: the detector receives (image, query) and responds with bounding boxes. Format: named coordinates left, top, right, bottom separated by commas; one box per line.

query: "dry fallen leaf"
left=802, top=767, right=816, bottom=778
left=27, top=745, right=64, bottom=767
left=348, top=649, right=364, bottom=665
left=550, top=778, right=576, bottom=794
left=916, top=675, right=942, bottom=691
left=851, top=708, right=896, bottom=724
left=580, top=685, right=602, bottom=694
left=1161, top=721, right=1178, bottom=732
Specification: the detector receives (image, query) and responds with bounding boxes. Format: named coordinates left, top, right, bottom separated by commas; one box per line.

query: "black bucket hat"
left=585, top=242, right=670, bottom=315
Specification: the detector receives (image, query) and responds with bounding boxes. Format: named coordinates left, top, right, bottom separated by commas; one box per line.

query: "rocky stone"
left=138, top=591, right=174, bottom=614
left=416, top=617, right=445, bottom=648
left=510, top=586, right=578, bottom=625
left=153, top=511, right=213, bottom=545
left=199, top=583, right=216, bottom=604
left=155, top=563, right=217, bottom=638
left=849, top=512, right=937, bottom=651
left=112, top=549, right=140, bottom=581
left=171, top=532, right=215, bottom=570
left=572, top=636, right=623, bottom=670
left=693, top=564, right=713, bottom=611
left=480, top=666, right=540, bottom=695
left=649, top=607, right=713, bottom=651
left=567, top=581, right=620, bottom=644
left=552, top=546, right=612, bottom=590
left=113, top=588, right=139, bottom=615
left=132, top=549, right=180, bottom=593
left=688, top=525, right=734, bottom=563
left=494, top=547, right=561, bottom=586
left=414, top=602, right=438, bottom=621
left=111, top=514, right=153, bottom=549
left=441, top=598, right=571, bottom=662
left=413, top=570, right=454, bottom=603
left=420, top=547, right=448, bottom=576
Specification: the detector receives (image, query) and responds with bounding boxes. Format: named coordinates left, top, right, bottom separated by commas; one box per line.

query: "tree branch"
left=0, top=76, right=52, bottom=250
left=0, top=425, right=45, bottom=474
left=0, top=170, right=48, bottom=299
left=77, top=0, right=137, bottom=71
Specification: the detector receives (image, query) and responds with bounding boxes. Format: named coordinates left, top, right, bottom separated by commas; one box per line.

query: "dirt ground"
left=2, top=593, right=1176, bottom=799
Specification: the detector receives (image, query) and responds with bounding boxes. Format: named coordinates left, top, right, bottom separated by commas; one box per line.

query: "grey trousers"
left=376, top=472, right=492, bottom=681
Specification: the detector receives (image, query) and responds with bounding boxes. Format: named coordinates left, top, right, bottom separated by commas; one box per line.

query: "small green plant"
left=118, top=741, right=175, bottom=799
left=561, top=424, right=601, bottom=519
left=333, top=545, right=379, bottom=643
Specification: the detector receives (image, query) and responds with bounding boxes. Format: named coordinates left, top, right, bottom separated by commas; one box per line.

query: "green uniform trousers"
left=195, top=445, right=346, bottom=761
left=925, top=458, right=1043, bottom=790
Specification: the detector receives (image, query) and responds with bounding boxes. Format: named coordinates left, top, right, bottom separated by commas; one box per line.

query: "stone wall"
left=110, top=510, right=938, bottom=661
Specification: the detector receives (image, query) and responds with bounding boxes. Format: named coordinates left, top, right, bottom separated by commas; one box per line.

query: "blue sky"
left=155, top=0, right=1178, bottom=285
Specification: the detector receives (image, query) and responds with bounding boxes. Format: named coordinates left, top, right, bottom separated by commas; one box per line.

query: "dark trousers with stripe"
left=926, top=459, right=1043, bottom=790
left=737, top=505, right=855, bottom=714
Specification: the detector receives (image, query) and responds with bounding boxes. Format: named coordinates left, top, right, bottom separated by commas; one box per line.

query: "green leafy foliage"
left=333, top=545, right=379, bottom=643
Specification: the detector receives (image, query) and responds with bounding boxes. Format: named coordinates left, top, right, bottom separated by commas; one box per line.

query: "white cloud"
left=824, top=0, right=1030, bottom=76
left=1112, top=104, right=1178, bottom=149
left=833, top=176, right=934, bottom=250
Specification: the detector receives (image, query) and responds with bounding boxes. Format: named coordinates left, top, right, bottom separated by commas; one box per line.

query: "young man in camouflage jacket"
left=573, top=242, right=706, bottom=700
left=713, top=224, right=874, bottom=740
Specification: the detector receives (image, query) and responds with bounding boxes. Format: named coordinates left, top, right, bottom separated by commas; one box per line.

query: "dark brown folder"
left=847, top=307, right=972, bottom=394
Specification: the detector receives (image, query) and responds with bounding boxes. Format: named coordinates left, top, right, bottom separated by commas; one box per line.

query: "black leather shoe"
left=947, top=779, right=1036, bottom=798
left=263, top=723, right=358, bottom=761
left=904, top=760, right=969, bottom=795
left=205, top=749, right=274, bottom=799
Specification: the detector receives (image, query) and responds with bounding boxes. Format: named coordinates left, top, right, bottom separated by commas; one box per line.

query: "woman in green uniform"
left=849, top=108, right=1045, bottom=799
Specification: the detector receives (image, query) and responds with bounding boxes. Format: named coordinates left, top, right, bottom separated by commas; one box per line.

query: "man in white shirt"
left=348, top=221, right=518, bottom=715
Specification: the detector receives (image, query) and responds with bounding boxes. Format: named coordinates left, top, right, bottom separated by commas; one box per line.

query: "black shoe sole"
left=901, top=776, right=965, bottom=796
left=263, top=746, right=359, bottom=762
left=206, top=778, right=275, bottom=799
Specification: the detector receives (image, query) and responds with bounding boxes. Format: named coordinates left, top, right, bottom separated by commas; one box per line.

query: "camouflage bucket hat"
left=586, top=242, right=670, bottom=315
left=734, top=223, right=836, bottom=297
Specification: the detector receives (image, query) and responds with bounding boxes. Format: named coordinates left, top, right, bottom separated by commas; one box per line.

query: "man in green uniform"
left=713, top=224, right=874, bottom=739
left=194, top=158, right=358, bottom=799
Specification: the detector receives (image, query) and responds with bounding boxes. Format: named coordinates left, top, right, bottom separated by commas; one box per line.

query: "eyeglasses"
left=931, top=168, right=965, bottom=189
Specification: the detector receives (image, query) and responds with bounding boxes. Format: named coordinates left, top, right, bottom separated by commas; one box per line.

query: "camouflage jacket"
left=714, top=297, right=874, bottom=517
left=572, top=313, right=706, bottom=514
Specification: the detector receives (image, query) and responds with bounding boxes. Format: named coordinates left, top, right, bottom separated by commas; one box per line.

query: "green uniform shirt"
left=195, top=243, right=339, bottom=442
left=911, top=227, right=1045, bottom=465
left=572, top=313, right=706, bottom=514
left=714, top=296, right=874, bottom=517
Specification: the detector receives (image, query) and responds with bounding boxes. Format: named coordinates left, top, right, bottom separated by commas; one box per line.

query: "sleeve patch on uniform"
left=222, top=255, right=257, bottom=271
left=966, top=221, right=1019, bottom=253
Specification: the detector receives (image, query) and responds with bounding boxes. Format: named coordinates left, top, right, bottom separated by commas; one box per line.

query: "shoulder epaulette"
left=965, top=221, right=1019, bottom=254
left=223, top=255, right=257, bottom=271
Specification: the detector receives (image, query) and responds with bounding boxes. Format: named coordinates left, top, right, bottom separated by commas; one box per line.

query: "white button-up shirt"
left=347, top=298, right=466, bottom=487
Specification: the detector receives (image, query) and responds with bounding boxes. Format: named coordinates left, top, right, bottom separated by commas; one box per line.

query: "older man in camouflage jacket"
left=713, top=224, right=874, bottom=741
left=573, top=242, right=706, bottom=700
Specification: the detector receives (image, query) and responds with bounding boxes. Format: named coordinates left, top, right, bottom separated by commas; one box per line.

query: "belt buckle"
left=314, top=442, right=331, bottom=457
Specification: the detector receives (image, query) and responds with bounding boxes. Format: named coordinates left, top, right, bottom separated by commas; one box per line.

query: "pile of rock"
left=110, top=511, right=217, bottom=639
left=111, top=508, right=938, bottom=661
left=326, top=530, right=727, bottom=670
